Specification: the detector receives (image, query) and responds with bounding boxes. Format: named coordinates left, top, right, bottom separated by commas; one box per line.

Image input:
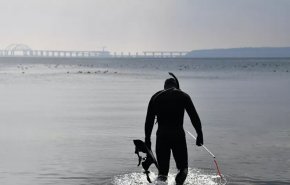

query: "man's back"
left=145, top=86, right=202, bottom=139
left=154, top=88, right=188, bottom=130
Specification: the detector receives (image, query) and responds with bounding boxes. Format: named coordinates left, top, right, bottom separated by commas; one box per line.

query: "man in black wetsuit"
left=144, top=76, right=203, bottom=185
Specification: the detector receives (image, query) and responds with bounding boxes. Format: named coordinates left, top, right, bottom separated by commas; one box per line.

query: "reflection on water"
left=112, top=168, right=226, bottom=185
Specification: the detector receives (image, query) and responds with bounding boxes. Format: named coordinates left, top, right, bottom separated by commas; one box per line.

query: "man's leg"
left=175, top=168, right=188, bottom=185
left=156, top=136, right=171, bottom=181
left=172, top=135, right=188, bottom=185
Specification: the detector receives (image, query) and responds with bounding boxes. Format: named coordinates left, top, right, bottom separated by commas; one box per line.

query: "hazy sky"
left=0, top=0, right=290, bottom=52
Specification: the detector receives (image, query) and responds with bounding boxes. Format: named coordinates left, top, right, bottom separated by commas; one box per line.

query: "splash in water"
left=112, top=168, right=226, bottom=185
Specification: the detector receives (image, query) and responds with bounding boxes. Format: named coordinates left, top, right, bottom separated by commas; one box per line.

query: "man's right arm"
left=184, top=93, right=203, bottom=146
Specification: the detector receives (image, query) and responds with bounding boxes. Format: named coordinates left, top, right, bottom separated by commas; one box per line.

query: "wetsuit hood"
left=168, top=72, right=180, bottom=89
left=164, top=72, right=180, bottom=89
left=164, top=78, right=177, bottom=89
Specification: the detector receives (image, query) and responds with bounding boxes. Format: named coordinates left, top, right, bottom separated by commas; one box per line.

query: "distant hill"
left=186, top=47, right=290, bottom=58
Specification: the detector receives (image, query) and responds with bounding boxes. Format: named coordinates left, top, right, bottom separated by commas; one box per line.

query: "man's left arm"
left=144, top=95, right=156, bottom=149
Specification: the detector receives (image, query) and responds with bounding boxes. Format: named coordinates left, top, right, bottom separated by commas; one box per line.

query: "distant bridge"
left=142, top=51, right=188, bottom=57
left=0, top=44, right=189, bottom=58
left=0, top=44, right=111, bottom=58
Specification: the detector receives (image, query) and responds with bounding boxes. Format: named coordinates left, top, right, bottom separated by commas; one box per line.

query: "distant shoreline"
left=0, top=56, right=290, bottom=62
left=187, top=47, right=290, bottom=58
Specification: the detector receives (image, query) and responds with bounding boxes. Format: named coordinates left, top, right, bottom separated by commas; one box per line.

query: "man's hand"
left=196, top=134, right=203, bottom=146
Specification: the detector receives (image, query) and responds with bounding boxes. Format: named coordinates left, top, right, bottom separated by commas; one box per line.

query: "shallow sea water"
left=0, top=58, right=289, bottom=185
